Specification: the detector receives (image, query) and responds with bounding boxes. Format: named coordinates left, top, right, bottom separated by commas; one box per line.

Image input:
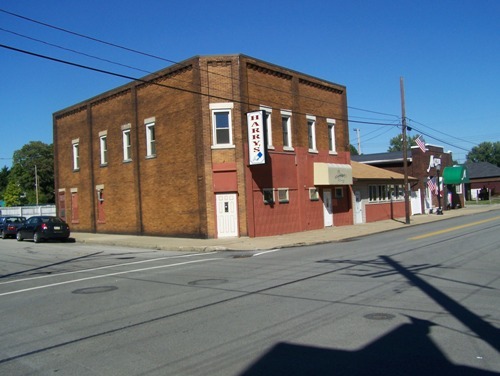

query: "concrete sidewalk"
left=72, top=205, right=500, bottom=252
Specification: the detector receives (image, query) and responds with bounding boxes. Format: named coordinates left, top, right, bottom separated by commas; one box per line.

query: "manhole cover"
left=364, top=313, right=396, bottom=320
left=72, top=286, right=118, bottom=294
left=188, top=279, right=228, bottom=286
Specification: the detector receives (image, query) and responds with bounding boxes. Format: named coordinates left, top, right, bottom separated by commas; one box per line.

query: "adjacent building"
left=54, top=54, right=353, bottom=238
left=352, top=144, right=455, bottom=214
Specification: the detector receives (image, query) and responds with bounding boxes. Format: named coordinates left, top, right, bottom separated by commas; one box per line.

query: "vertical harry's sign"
left=247, top=110, right=266, bottom=165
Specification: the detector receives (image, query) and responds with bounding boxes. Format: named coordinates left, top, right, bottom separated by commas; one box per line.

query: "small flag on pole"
left=427, top=177, right=437, bottom=194
left=415, top=136, right=427, bottom=153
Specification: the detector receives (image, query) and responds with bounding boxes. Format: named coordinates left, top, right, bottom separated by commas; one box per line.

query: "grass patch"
left=466, top=197, right=500, bottom=205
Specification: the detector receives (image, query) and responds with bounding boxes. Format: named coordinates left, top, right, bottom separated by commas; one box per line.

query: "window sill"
left=308, top=149, right=319, bottom=154
left=146, top=154, right=156, bottom=159
left=211, top=145, right=235, bottom=150
left=73, top=168, right=80, bottom=172
left=123, top=159, right=132, bottom=164
left=329, top=151, right=338, bottom=155
left=283, top=146, right=295, bottom=152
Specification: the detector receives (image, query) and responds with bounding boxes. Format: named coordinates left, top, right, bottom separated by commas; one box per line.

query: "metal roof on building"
left=464, top=161, right=500, bottom=179
left=351, top=161, right=417, bottom=181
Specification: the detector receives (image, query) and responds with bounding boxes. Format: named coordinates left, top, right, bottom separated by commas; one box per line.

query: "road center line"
left=0, top=258, right=223, bottom=297
left=409, top=216, right=500, bottom=240
left=0, top=252, right=218, bottom=286
left=254, top=249, right=281, bottom=257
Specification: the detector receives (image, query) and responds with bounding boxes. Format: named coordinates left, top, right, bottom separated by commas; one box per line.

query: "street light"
left=435, top=158, right=443, bottom=215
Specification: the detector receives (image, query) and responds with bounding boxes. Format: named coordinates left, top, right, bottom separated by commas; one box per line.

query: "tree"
left=10, top=141, right=54, bottom=204
left=466, top=141, right=500, bottom=167
left=387, top=134, right=421, bottom=152
left=0, top=166, right=10, bottom=201
left=349, top=144, right=359, bottom=155
left=3, top=180, right=23, bottom=206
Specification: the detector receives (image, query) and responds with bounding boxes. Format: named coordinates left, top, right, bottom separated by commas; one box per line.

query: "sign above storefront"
left=247, top=110, right=266, bottom=165
left=314, top=163, right=353, bottom=185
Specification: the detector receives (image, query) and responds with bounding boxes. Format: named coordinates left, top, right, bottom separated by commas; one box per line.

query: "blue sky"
left=1, top=0, right=499, bottom=167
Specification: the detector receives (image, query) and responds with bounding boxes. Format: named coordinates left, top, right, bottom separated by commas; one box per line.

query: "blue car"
left=0, top=216, right=26, bottom=239
left=16, top=216, right=70, bottom=243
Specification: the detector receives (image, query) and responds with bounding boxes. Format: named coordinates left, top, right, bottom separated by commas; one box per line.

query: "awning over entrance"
left=443, top=165, right=469, bottom=184
left=314, top=163, right=353, bottom=185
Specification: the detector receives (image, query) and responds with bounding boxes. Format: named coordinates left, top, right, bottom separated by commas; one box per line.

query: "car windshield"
left=41, top=217, right=64, bottom=224
left=6, top=217, right=24, bottom=223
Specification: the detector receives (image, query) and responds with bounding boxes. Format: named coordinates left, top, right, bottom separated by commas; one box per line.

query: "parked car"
left=16, top=216, right=70, bottom=243
left=0, top=216, right=26, bottom=239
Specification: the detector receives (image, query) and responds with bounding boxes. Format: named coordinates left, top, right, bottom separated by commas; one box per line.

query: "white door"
left=216, top=193, right=238, bottom=237
left=410, top=189, right=422, bottom=215
left=354, top=191, right=363, bottom=224
left=323, top=189, right=333, bottom=227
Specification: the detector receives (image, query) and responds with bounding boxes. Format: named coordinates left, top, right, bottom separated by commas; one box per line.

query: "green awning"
left=443, top=165, right=469, bottom=184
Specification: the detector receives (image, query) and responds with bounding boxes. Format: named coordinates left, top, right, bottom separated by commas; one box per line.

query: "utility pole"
left=400, top=77, right=410, bottom=224
left=35, top=165, right=39, bottom=206
left=353, top=128, right=361, bottom=154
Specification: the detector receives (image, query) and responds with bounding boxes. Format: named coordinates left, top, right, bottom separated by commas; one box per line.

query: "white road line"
left=0, top=252, right=218, bottom=285
left=253, top=249, right=281, bottom=257
left=0, top=258, right=223, bottom=297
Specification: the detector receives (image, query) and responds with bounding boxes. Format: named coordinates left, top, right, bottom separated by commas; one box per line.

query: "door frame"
left=323, top=189, right=333, bottom=227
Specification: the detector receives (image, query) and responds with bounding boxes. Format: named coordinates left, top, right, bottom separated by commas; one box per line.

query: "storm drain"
left=188, top=279, right=228, bottom=286
left=364, top=313, right=396, bottom=321
left=72, top=286, right=118, bottom=294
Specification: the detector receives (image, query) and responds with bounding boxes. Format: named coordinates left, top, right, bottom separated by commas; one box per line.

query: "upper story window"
left=327, top=118, right=336, bottom=154
left=145, top=118, right=156, bottom=158
left=210, top=103, right=234, bottom=148
left=281, top=110, right=293, bottom=151
left=122, top=124, right=132, bottom=162
left=72, top=138, right=80, bottom=171
left=260, top=105, right=273, bottom=150
left=99, top=131, right=108, bottom=166
left=307, top=115, right=317, bottom=152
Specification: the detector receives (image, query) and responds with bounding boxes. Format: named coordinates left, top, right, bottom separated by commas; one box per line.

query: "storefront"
left=442, top=165, right=469, bottom=208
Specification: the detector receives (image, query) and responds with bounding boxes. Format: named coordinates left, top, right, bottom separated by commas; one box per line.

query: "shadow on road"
left=240, top=256, right=499, bottom=375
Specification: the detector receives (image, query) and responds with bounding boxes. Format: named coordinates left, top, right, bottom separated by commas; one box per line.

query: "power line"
left=2, top=9, right=475, bottom=152
left=408, top=118, right=478, bottom=146
left=0, top=7, right=401, bottom=121
left=0, top=26, right=152, bottom=75
left=0, top=42, right=399, bottom=127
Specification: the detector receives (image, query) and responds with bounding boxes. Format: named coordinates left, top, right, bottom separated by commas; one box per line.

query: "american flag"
left=427, top=177, right=437, bottom=194
left=415, top=136, right=427, bottom=153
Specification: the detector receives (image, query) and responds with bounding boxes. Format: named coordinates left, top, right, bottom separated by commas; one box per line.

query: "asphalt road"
left=1, top=211, right=499, bottom=375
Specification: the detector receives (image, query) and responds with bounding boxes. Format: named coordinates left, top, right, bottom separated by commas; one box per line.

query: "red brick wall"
left=54, top=54, right=351, bottom=238
left=366, top=201, right=406, bottom=222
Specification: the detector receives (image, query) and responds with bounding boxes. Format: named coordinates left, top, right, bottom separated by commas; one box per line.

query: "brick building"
left=53, top=54, right=353, bottom=238
left=352, top=144, right=454, bottom=214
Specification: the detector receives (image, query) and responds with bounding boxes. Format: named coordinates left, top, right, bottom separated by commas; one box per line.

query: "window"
left=369, top=185, right=378, bottom=201
left=145, top=120, right=156, bottom=157
left=122, top=125, right=132, bottom=161
left=96, top=185, right=105, bottom=223
left=307, top=115, right=317, bottom=152
left=99, top=131, right=108, bottom=166
left=210, top=103, right=234, bottom=148
left=327, top=118, right=336, bottom=153
left=309, top=188, right=319, bottom=201
left=335, top=187, right=343, bottom=199
left=278, top=188, right=289, bottom=203
left=263, top=188, right=274, bottom=204
left=379, top=185, right=387, bottom=201
left=71, top=189, right=79, bottom=223
left=72, top=139, right=80, bottom=170
left=261, top=106, right=273, bottom=149
left=281, top=110, right=292, bottom=150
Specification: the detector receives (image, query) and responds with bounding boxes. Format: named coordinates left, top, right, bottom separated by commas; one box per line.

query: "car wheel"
left=1, top=230, right=6, bottom=239
left=16, top=231, right=23, bottom=241
left=33, top=231, right=42, bottom=243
